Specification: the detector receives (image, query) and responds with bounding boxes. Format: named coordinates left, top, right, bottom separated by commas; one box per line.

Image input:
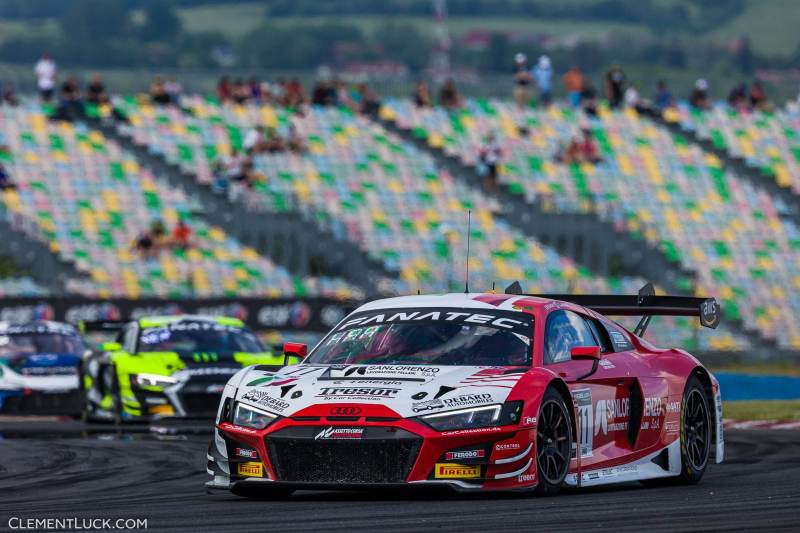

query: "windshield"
left=307, top=307, right=533, bottom=366
left=0, top=332, right=85, bottom=358
left=138, top=322, right=264, bottom=353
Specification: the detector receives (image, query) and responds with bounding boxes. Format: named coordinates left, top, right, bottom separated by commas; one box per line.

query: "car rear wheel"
left=534, top=388, right=572, bottom=496
left=677, top=375, right=711, bottom=484
left=231, top=483, right=294, bottom=499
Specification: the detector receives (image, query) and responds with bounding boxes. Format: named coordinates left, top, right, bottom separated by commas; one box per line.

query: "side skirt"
left=564, top=440, right=681, bottom=488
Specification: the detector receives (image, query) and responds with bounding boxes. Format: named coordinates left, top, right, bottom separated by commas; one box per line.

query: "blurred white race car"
left=0, top=321, right=88, bottom=413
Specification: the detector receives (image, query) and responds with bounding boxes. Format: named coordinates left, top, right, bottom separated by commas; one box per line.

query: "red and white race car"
left=206, top=284, right=723, bottom=497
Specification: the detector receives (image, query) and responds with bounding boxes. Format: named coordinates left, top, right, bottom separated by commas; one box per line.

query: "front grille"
left=1, top=391, right=82, bottom=414
left=267, top=428, right=421, bottom=484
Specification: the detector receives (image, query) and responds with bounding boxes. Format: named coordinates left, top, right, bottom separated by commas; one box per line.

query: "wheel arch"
left=689, top=366, right=717, bottom=447
left=546, top=377, right=577, bottom=441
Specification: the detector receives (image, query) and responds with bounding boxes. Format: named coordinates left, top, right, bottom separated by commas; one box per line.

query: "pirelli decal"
left=434, top=463, right=481, bottom=479
left=237, top=462, right=263, bottom=477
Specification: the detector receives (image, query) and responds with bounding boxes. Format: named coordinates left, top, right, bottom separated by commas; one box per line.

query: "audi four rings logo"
left=329, top=406, right=362, bottom=415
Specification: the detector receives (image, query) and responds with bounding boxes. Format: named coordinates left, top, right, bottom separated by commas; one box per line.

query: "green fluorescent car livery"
left=81, top=315, right=301, bottom=422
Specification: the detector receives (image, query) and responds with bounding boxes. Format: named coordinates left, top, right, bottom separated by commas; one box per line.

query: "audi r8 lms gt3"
left=207, top=283, right=724, bottom=497
left=81, top=315, right=301, bottom=422
left=0, top=321, right=88, bottom=413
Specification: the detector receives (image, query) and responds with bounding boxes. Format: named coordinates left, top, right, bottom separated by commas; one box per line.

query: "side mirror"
left=283, top=342, right=307, bottom=365
left=571, top=345, right=600, bottom=359
left=101, top=341, right=122, bottom=352
left=571, top=345, right=601, bottom=381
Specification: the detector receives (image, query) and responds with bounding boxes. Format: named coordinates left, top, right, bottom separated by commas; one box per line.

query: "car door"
left=542, top=309, right=635, bottom=469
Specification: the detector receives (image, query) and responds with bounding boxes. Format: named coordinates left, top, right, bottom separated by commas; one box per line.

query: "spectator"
left=727, top=83, right=747, bottom=109
left=150, top=76, right=171, bottom=105
left=34, top=53, right=57, bottom=102
left=56, top=75, right=84, bottom=120
left=86, top=74, right=109, bottom=105
left=212, top=150, right=247, bottom=196
left=312, top=79, right=336, bottom=106
left=171, top=218, right=192, bottom=250
left=654, top=80, right=673, bottom=111
left=211, top=158, right=229, bottom=194
left=512, top=52, right=533, bottom=108
left=563, top=65, right=585, bottom=107
left=749, top=81, right=769, bottom=111
left=557, top=135, right=583, bottom=165
left=217, top=76, right=232, bottom=103
left=264, top=128, right=285, bottom=153
left=260, top=81, right=274, bottom=104
left=357, top=82, right=381, bottom=116
left=274, top=78, right=287, bottom=105
left=150, top=219, right=167, bottom=246
left=580, top=82, right=598, bottom=117
left=413, top=79, right=432, bottom=107
left=232, top=79, right=249, bottom=105
left=286, top=124, right=307, bottom=154
left=165, top=77, right=182, bottom=105
left=624, top=84, right=648, bottom=114
left=556, top=129, right=601, bottom=165
left=690, top=79, right=711, bottom=110
left=244, top=125, right=265, bottom=154
left=580, top=128, right=602, bottom=163
left=248, top=77, right=262, bottom=102
left=533, top=55, right=553, bottom=107
left=285, top=78, right=306, bottom=108
left=336, top=79, right=356, bottom=111
left=478, top=132, right=502, bottom=191
left=226, top=153, right=250, bottom=202
left=133, top=230, right=155, bottom=258
left=604, top=64, right=626, bottom=108
left=2, top=82, right=19, bottom=107
left=439, top=78, right=463, bottom=109
left=0, top=163, right=15, bottom=190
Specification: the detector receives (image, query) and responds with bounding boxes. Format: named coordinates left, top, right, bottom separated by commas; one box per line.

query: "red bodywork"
left=217, top=294, right=719, bottom=491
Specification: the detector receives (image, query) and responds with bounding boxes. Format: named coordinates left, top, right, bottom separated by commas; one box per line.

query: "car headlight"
left=232, top=402, right=277, bottom=430
left=421, top=404, right=502, bottom=431
left=134, top=373, right=178, bottom=388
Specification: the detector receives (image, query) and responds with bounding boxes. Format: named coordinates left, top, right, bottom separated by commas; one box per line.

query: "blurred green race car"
left=80, top=315, right=300, bottom=422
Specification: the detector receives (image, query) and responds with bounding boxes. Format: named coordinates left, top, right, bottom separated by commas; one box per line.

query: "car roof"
left=353, top=293, right=557, bottom=313
left=137, top=314, right=244, bottom=328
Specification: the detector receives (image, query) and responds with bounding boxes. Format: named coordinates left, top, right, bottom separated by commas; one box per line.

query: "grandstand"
left=380, top=98, right=800, bottom=350
left=1, top=78, right=798, bottom=352
left=0, top=101, right=360, bottom=300
left=80, top=95, right=744, bottom=351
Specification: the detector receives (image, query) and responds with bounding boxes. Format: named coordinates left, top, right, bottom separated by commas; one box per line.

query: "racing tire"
left=76, top=360, right=88, bottom=422
left=106, top=364, right=123, bottom=426
left=81, top=360, right=101, bottom=423
left=84, top=363, right=123, bottom=425
left=676, top=375, right=711, bottom=484
left=641, top=375, right=712, bottom=487
left=230, top=483, right=294, bottom=500
left=534, top=388, right=573, bottom=496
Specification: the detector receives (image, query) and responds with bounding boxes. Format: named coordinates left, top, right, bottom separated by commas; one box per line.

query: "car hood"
left=129, top=351, right=278, bottom=382
left=4, top=352, right=80, bottom=375
left=234, top=364, right=528, bottom=419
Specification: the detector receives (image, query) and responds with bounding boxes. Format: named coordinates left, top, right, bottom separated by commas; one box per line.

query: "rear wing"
left=504, top=282, right=720, bottom=336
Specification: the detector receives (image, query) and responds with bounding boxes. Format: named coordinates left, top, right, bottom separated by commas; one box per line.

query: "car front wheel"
left=534, top=388, right=573, bottom=496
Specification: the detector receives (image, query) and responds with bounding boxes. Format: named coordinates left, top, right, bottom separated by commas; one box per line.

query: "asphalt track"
left=0, top=423, right=798, bottom=532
